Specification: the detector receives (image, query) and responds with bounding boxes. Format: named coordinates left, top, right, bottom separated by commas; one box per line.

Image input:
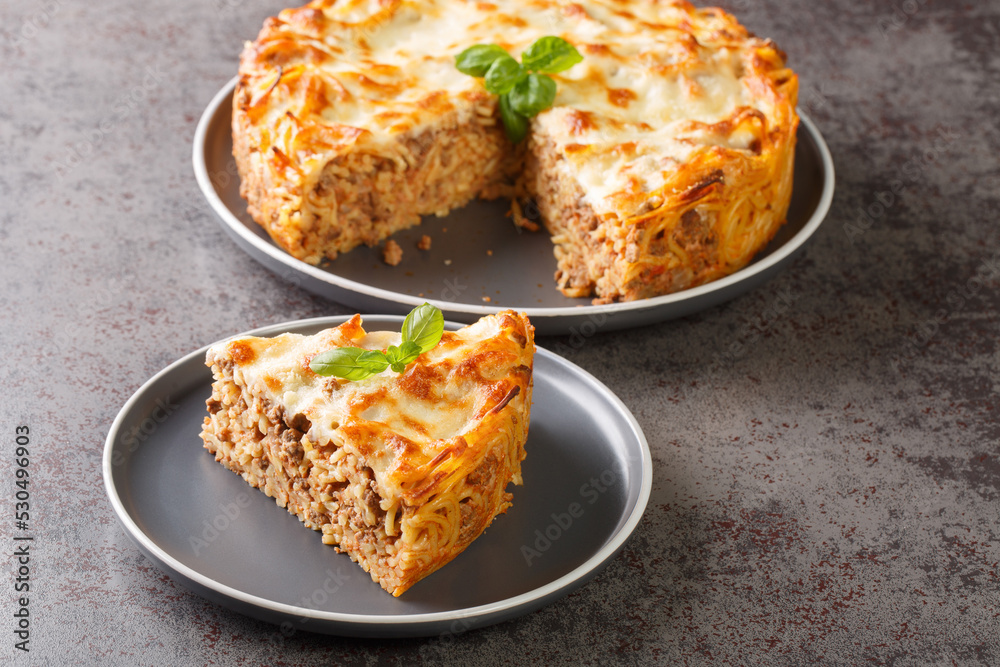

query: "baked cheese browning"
left=200, top=311, right=534, bottom=596
left=234, top=0, right=798, bottom=301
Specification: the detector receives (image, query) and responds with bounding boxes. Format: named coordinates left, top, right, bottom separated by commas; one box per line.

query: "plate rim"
left=193, top=77, right=836, bottom=321
left=103, top=314, right=653, bottom=629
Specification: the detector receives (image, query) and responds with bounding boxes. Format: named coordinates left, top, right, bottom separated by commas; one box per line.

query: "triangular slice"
left=200, top=311, right=534, bottom=596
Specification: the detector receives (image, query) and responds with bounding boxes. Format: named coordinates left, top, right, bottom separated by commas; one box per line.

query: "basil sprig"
left=310, top=303, right=444, bottom=380
left=456, top=36, right=583, bottom=143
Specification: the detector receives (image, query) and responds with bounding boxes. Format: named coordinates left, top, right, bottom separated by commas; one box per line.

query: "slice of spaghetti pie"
left=200, top=311, right=534, bottom=596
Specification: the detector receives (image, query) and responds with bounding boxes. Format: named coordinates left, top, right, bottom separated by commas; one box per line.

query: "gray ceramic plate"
left=194, top=78, right=834, bottom=335
left=103, top=316, right=652, bottom=638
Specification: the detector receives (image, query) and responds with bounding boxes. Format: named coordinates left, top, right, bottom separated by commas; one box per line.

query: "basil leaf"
left=396, top=340, right=423, bottom=364
left=389, top=340, right=425, bottom=373
left=401, top=302, right=445, bottom=354
left=484, top=54, right=525, bottom=95
left=499, top=94, right=530, bottom=144
left=384, top=340, right=420, bottom=367
left=455, top=44, right=509, bottom=77
left=384, top=344, right=402, bottom=365
left=509, top=73, right=557, bottom=117
left=520, top=36, right=583, bottom=74
left=311, top=347, right=384, bottom=380
left=311, top=304, right=446, bottom=382
left=357, top=349, right=390, bottom=374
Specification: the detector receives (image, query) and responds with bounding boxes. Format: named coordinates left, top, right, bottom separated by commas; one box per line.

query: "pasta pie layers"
left=233, top=0, right=798, bottom=302
left=200, top=311, right=534, bottom=596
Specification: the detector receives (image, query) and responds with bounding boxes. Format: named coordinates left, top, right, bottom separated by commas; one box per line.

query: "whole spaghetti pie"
left=233, top=0, right=798, bottom=302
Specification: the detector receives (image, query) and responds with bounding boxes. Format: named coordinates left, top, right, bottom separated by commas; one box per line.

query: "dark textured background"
left=2, top=0, right=998, bottom=664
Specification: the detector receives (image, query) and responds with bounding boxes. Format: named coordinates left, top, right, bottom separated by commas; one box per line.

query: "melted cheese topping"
left=208, top=311, right=534, bottom=501
left=239, top=0, right=794, bottom=218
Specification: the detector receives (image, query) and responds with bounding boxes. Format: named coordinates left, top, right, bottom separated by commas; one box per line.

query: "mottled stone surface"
left=2, top=0, right=998, bottom=664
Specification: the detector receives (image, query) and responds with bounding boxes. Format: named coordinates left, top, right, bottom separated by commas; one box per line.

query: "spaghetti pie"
left=200, top=311, right=534, bottom=596
left=233, top=0, right=798, bottom=302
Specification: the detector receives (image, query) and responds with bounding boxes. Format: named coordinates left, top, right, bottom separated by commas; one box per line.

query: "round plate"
left=194, top=78, right=834, bottom=335
left=103, top=316, right=652, bottom=638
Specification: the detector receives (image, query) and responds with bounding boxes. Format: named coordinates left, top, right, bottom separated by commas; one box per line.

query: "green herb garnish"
left=310, top=303, right=444, bottom=380
left=456, top=36, right=583, bottom=143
